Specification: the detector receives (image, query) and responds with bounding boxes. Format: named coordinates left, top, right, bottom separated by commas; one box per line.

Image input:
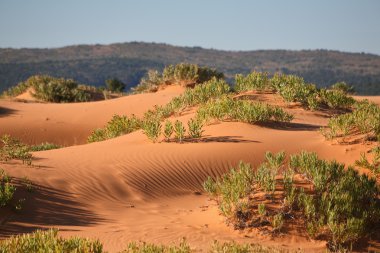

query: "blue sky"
left=0, top=0, right=379, bottom=54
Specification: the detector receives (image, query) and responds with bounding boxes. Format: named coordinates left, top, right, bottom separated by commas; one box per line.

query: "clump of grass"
left=211, top=241, right=297, bottom=253
left=204, top=151, right=380, bottom=250
left=0, top=229, right=103, bottom=253
left=0, top=134, right=32, bottom=165
left=29, top=142, right=62, bottom=152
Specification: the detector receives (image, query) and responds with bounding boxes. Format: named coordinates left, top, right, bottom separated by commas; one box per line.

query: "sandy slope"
left=0, top=85, right=184, bottom=146
left=1, top=91, right=379, bottom=252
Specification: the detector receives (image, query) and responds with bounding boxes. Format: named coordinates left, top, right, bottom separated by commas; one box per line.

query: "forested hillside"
left=1, top=42, right=379, bottom=94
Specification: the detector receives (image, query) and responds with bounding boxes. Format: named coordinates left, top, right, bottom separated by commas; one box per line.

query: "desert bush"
left=30, top=142, right=62, bottom=152
left=0, top=229, right=103, bottom=253
left=163, top=120, right=174, bottom=142
left=196, top=97, right=293, bottom=125
left=0, top=134, right=32, bottom=165
left=322, top=100, right=380, bottom=143
left=234, top=72, right=270, bottom=92
left=319, top=89, right=355, bottom=109
left=330, top=82, right=354, bottom=94
left=133, top=63, right=224, bottom=93
left=204, top=151, right=380, bottom=250
left=133, top=70, right=163, bottom=93
left=0, top=173, right=15, bottom=207
left=20, top=75, right=90, bottom=103
left=174, top=120, right=186, bottom=143
left=142, top=118, right=162, bottom=143
left=355, top=147, right=380, bottom=175
left=187, top=118, right=204, bottom=139
left=210, top=241, right=297, bottom=253
left=88, top=115, right=142, bottom=143
left=105, top=78, right=125, bottom=93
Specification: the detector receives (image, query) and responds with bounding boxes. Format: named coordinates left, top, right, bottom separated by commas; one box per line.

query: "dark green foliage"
left=88, top=115, right=142, bottom=143
left=2, top=43, right=380, bottom=95
left=0, top=134, right=32, bottom=165
left=0, top=229, right=103, bottom=253
left=105, top=78, right=126, bottom=92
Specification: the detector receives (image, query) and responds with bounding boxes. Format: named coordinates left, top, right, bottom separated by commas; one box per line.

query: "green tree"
left=105, top=78, right=126, bottom=92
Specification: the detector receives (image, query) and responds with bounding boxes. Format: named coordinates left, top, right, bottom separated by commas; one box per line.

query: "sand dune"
left=0, top=85, right=183, bottom=146
left=1, top=89, right=379, bottom=252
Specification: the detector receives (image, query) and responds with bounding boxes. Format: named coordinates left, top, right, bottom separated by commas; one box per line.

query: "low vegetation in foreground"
left=203, top=151, right=380, bottom=251
left=0, top=229, right=303, bottom=253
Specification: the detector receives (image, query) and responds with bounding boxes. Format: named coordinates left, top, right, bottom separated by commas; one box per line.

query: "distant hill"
left=1, top=42, right=380, bottom=94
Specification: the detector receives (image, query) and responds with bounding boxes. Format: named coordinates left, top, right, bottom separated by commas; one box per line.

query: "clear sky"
left=0, top=0, right=379, bottom=54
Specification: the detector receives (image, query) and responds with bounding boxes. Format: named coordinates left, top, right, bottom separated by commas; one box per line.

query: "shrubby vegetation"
left=0, top=229, right=303, bottom=253
left=203, top=151, right=380, bottom=251
left=355, top=146, right=380, bottom=176
left=88, top=115, right=142, bottom=143
left=29, top=142, right=62, bottom=152
left=235, top=72, right=355, bottom=111
left=322, top=100, right=380, bottom=143
left=0, top=229, right=103, bottom=253
left=105, top=78, right=126, bottom=93
left=1, top=75, right=105, bottom=103
left=196, top=96, right=293, bottom=124
left=132, top=63, right=224, bottom=93
left=0, top=135, right=32, bottom=165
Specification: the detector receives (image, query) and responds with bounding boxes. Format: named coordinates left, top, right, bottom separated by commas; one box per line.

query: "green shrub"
left=174, top=120, right=186, bottom=143
left=234, top=72, right=270, bottom=92
left=355, top=148, right=380, bottom=175
left=105, top=78, right=126, bottom=93
left=204, top=151, right=380, bottom=250
left=319, top=89, right=355, bottom=109
left=0, top=229, right=103, bottom=253
left=133, top=70, right=163, bottom=93
left=210, top=241, right=296, bottom=253
left=142, top=119, right=162, bottom=143
left=133, top=63, right=224, bottom=93
left=196, top=97, right=293, bottom=125
left=2, top=80, right=30, bottom=97
left=0, top=180, right=15, bottom=207
left=30, top=142, right=62, bottom=152
left=330, top=82, right=354, bottom=94
left=322, top=100, right=380, bottom=143
left=0, top=135, right=32, bottom=165
left=163, top=120, right=174, bottom=142
left=21, top=75, right=90, bottom=103
left=88, top=115, right=142, bottom=143
left=187, top=118, right=204, bottom=139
